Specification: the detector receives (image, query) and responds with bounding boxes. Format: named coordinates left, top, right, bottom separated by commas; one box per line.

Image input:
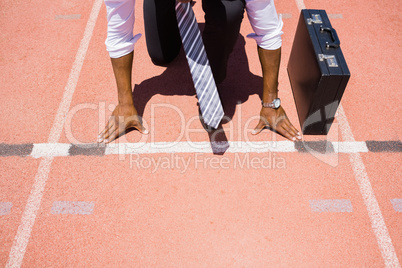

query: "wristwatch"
left=262, top=98, right=281, bottom=109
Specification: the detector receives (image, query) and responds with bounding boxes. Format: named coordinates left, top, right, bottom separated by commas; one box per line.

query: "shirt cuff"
left=106, top=33, right=142, bottom=59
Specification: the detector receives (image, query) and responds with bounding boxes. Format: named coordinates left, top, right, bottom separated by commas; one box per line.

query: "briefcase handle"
left=320, top=26, right=340, bottom=49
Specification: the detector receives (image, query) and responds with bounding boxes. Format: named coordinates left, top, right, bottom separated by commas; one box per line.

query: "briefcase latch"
left=307, top=14, right=322, bottom=25
left=318, top=54, right=338, bottom=67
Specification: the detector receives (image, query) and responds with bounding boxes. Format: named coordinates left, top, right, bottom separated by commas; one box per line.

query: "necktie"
left=175, top=1, right=224, bottom=129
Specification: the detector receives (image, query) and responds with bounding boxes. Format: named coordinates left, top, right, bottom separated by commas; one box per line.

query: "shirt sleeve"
left=104, top=0, right=141, bottom=58
left=245, top=0, right=283, bottom=50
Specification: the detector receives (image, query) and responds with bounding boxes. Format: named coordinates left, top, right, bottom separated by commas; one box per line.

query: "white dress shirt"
left=104, top=0, right=283, bottom=58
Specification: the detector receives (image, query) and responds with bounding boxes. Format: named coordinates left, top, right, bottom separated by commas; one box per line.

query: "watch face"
left=273, top=98, right=281, bottom=108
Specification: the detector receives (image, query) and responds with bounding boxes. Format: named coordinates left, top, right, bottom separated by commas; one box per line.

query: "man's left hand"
left=252, top=106, right=302, bottom=141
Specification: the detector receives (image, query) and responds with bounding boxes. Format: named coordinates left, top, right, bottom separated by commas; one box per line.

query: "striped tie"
left=175, top=1, right=224, bottom=129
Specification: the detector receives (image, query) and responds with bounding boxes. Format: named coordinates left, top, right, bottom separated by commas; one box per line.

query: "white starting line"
left=23, top=141, right=372, bottom=158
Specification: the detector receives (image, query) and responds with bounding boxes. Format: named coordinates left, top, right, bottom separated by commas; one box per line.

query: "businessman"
left=98, top=0, right=302, bottom=143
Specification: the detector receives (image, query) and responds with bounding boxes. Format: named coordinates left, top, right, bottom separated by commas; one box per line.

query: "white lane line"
left=51, top=201, right=95, bottom=215
left=20, top=141, right=373, bottom=158
left=55, top=14, right=82, bottom=20
left=0, top=202, right=13, bottom=215
left=338, top=105, right=400, bottom=268
left=293, top=0, right=400, bottom=265
left=103, top=141, right=364, bottom=154
left=6, top=0, right=103, bottom=267
left=48, top=6, right=102, bottom=144
left=309, top=199, right=353, bottom=212
left=105, top=141, right=297, bottom=155
left=332, top=141, right=368, bottom=153
left=30, top=143, right=71, bottom=158
left=328, top=14, right=343, bottom=19
left=390, top=199, right=402, bottom=212
left=294, top=0, right=306, bottom=10
left=280, top=13, right=292, bottom=19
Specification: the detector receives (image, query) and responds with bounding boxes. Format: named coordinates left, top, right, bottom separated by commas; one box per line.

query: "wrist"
left=262, top=92, right=278, bottom=103
left=118, top=92, right=134, bottom=105
left=261, top=98, right=281, bottom=109
left=118, top=100, right=134, bottom=106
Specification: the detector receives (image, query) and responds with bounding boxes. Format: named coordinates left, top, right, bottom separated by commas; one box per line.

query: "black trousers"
left=143, top=0, right=245, bottom=84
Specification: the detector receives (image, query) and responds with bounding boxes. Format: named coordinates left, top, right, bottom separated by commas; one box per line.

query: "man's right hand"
left=98, top=103, right=148, bottom=144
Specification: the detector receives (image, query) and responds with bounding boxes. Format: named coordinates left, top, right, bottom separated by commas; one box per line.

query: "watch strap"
left=261, top=98, right=280, bottom=109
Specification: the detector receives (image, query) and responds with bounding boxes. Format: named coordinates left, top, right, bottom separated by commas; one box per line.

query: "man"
left=98, top=0, right=302, bottom=143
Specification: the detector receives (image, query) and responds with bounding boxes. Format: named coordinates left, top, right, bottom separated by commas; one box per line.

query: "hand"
left=252, top=106, right=302, bottom=141
left=98, top=104, right=148, bottom=143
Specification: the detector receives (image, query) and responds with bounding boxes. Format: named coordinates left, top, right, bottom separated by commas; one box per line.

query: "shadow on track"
left=131, top=31, right=263, bottom=154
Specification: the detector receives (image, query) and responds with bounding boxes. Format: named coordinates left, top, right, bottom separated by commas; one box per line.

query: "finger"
left=282, top=120, right=298, bottom=140
left=126, top=117, right=149, bottom=135
left=135, top=125, right=149, bottom=135
left=104, top=125, right=119, bottom=143
left=275, top=108, right=302, bottom=140
left=98, top=119, right=115, bottom=142
left=105, top=127, right=120, bottom=144
left=252, top=119, right=267, bottom=135
left=105, top=116, right=126, bottom=143
left=288, top=122, right=302, bottom=140
left=98, top=126, right=110, bottom=143
left=99, top=115, right=117, bottom=136
left=103, top=120, right=119, bottom=141
left=98, top=124, right=109, bottom=141
left=280, top=115, right=301, bottom=140
left=276, top=125, right=296, bottom=141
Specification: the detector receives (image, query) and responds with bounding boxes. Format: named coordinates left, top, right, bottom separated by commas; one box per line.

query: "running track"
left=0, top=0, right=401, bottom=266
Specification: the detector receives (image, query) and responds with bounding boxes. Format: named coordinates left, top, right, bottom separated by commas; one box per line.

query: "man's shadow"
left=132, top=30, right=263, bottom=154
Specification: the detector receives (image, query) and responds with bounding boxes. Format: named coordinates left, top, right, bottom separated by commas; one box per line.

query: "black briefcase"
left=287, top=9, right=350, bottom=135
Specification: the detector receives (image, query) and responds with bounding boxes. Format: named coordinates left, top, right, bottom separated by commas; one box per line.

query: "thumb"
left=126, top=115, right=149, bottom=135
left=133, top=123, right=149, bottom=135
left=251, top=119, right=267, bottom=135
left=139, top=126, right=149, bottom=135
